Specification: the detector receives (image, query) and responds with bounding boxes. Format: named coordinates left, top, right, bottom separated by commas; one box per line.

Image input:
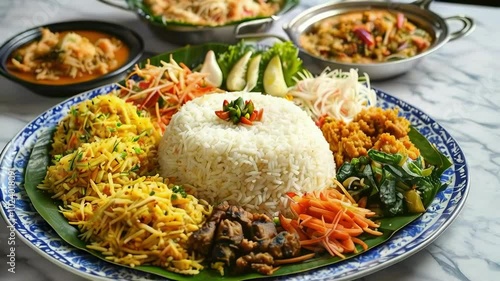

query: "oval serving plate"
left=0, top=81, right=469, bottom=280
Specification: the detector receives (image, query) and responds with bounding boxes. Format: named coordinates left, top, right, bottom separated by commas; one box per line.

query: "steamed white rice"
left=158, top=92, right=336, bottom=214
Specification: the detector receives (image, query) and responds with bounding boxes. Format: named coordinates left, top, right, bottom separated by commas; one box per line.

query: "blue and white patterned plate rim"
left=0, top=85, right=469, bottom=281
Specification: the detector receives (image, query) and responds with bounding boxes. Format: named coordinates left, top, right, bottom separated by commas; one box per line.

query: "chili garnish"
left=215, top=97, right=264, bottom=125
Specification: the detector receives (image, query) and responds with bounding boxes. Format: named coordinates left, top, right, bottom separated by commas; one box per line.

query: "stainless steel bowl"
left=98, top=0, right=299, bottom=45
left=283, top=0, right=474, bottom=80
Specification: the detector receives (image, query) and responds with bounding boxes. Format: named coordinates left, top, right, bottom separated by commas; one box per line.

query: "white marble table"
left=0, top=0, right=498, bottom=280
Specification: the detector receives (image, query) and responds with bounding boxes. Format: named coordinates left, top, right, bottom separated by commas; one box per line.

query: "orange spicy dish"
left=299, top=10, right=433, bottom=63
left=7, top=28, right=130, bottom=85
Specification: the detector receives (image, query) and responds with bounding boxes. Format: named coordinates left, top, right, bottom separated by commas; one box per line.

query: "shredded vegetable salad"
left=280, top=187, right=382, bottom=259
left=288, top=68, right=377, bottom=124
left=116, top=57, right=221, bottom=133
left=145, top=0, right=283, bottom=26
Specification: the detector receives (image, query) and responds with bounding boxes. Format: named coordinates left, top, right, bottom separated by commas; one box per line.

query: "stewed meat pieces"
left=235, top=252, right=275, bottom=275
left=187, top=202, right=302, bottom=275
left=268, top=231, right=301, bottom=259
left=188, top=220, right=217, bottom=256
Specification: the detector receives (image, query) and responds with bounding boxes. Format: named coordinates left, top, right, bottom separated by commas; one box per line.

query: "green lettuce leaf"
left=259, top=41, right=304, bottom=87
left=216, top=40, right=304, bottom=93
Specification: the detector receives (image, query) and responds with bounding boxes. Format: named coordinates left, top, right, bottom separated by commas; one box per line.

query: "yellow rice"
left=38, top=135, right=158, bottom=206
left=61, top=175, right=212, bottom=275
left=38, top=93, right=213, bottom=274
left=51, top=94, right=160, bottom=156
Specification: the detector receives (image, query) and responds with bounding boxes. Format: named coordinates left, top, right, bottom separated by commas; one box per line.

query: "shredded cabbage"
left=288, top=68, right=377, bottom=123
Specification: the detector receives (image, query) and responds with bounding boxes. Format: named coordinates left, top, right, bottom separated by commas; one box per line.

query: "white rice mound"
left=158, top=92, right=336, bottom=214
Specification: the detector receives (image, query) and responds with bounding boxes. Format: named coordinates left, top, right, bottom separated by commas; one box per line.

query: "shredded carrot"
left=280, top=188, right=382, bottom=259
left=333, top=179, right=356, bottom=204
left=116, top=56, right=221, bottom=133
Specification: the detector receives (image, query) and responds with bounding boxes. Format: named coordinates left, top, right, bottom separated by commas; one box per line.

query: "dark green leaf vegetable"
left=337, top=127, right=452, bottom=217
left=408, top=126, right=452, bottom=174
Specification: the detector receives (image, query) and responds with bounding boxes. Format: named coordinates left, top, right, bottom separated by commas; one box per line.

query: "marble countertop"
left=0, top=1, right=498, bottom=280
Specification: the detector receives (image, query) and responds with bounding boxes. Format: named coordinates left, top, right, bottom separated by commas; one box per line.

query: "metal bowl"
left=98, top=0, right=299, bottom=45
left=283, top=0, right=475, bottom=80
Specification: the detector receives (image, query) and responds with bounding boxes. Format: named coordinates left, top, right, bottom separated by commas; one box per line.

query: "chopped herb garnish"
left=116, top=122, right=122, bottom=127
left=171, top=185, right=187, bottom=198
left=69, top=151, right=83, bottom=171
left=112, top=140, right=121, bottom=152
left=133, top=147, right=143, bottom=154
left=149, top=191, right=155, bottom=196
left=130, top=164, right=140, bottom=172
left=120, top=151, right=127, bottom=159
left=70, top=107, right=78, bottom=116
left=78, top=134, right=89, bottom=142
left=132, top=135, right=140, bottom=142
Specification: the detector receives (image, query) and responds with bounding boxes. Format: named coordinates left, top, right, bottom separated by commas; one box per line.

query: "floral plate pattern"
left=0, top=85, right=469, bottom=281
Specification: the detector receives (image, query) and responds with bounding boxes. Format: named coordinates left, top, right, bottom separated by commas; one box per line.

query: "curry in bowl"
left=0, top=20, right=144, bottom=96
left=299, top=10, right=433, bottom=63
left=7, top=28, right=130, bottom=85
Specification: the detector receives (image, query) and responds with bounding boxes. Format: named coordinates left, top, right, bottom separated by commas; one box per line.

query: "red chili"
left=256, top=108, right=264, bottom=121
left=215, top=110, right=230, bottom=120
left=240, top=117, right=253, bottom=125
left=249, top=111, right=257, bottom=121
